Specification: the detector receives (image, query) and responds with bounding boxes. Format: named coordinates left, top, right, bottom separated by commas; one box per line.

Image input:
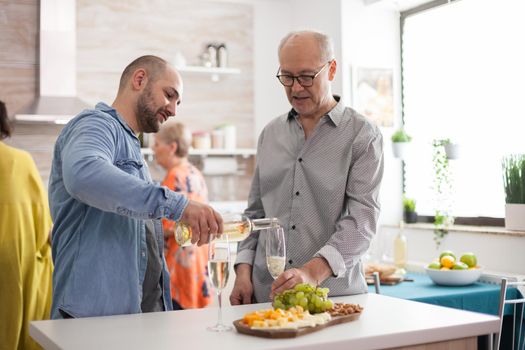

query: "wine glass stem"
left=217, top=289, right=223, bottom=326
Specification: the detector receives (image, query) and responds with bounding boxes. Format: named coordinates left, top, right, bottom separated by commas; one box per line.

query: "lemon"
left=439, top=250, right=456, bottom=261
left=440, top=255, right=455, bottom=268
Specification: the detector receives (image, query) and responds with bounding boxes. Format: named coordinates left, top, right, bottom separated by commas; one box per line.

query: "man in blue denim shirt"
left=49, top=56, right=222, bottom=318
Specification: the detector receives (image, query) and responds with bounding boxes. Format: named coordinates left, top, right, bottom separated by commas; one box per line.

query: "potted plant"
left=391, top=128, right=412, bottom=159
left=432, top=139, right=454, bottom=247
left=502, top=154, right=525, bottom=230
left=441, top=138, right=460, bottom=160
left=402, top=195, right=418, bottom=223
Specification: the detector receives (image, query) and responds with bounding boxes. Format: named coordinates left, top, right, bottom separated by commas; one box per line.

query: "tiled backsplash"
left=0, top=0, right=38, bottom=117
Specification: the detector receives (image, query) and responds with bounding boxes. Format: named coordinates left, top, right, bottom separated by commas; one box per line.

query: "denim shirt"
left=48, top=102, right=188, bottom=318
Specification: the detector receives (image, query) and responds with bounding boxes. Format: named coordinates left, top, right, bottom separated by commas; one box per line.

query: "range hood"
left=14, top=0, right=90, bottom=124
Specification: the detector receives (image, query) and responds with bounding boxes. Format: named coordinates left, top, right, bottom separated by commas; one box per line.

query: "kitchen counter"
left=30, top=293, right=499, bottom=350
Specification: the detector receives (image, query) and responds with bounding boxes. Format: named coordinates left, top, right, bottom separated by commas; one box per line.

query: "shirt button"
left=295, top=191, right=300, bottom=196
left=141, top=251, right=146, bottom=257
left=291, top=225, right=296, bottom=230
left=298, top=158, right=303, bottom=162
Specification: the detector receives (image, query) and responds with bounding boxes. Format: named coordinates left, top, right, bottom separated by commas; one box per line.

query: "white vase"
left=392, top=142, right=409, bottom=160
left=444, top=143, right=460, bottom=159
left=505, top=203, right=525, bottom=230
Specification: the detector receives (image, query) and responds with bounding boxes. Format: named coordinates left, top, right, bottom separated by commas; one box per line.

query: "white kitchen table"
left=30, top=293, right=499, bottom=350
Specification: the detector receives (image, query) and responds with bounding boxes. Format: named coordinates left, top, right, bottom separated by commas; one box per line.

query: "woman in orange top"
left=152, top=121, right=211, bottom=310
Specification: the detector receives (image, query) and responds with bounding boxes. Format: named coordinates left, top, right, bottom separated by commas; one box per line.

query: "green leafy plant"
left=391, top=129, right=412, bottom=143
left=403, top=196, right=416, bottom=213
left=402, top=195, right=418, bottom=223
left=432, top=139, right=454, bottom=248
left=502, top=154, right=525, bottom=204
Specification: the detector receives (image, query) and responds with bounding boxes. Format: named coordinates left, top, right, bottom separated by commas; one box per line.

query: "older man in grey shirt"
left=230, top=30, right=384, bottom=304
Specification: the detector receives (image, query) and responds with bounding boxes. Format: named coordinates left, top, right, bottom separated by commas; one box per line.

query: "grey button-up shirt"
left=236, top=96, right=384, bottom=302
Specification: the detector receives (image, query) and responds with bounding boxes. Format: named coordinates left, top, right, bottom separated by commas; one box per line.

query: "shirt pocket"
left=115, top=158, right=144, bottom=177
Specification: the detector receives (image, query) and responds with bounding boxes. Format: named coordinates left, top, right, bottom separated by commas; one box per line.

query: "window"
left=401, top=0, right=525, bottom=220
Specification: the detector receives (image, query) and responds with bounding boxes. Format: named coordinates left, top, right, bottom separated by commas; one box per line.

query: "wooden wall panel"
left=0, top=0, right=38, bottom=116
left=76, top=0, right=254, bottom=148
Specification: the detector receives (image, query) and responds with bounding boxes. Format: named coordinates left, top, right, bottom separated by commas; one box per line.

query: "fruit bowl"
left=425, top=267, right=482, bottom=286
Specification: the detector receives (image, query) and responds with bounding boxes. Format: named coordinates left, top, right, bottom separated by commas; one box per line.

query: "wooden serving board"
left=233, top=312, right=361, bottom=338
left=366, top=275, right=404, bottom=286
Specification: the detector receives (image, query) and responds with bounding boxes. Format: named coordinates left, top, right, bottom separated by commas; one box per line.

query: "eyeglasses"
left=276, top=61, right=332, bottom=87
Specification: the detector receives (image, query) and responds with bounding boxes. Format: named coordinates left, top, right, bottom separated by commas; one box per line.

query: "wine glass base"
left=207, top=324, right=232, bottom=332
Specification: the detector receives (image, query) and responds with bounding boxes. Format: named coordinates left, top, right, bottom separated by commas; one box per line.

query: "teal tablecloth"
left=367, top=272, right=520, bottom=316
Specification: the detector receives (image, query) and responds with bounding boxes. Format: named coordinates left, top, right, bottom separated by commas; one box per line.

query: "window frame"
left=399, top=0, right=504, bottom=227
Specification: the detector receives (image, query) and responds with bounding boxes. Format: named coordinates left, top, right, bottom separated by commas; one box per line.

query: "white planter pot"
left=505, top=203, right=525, bottom=230
left=444, top=143, right=460, bottom=159
left=392, top=142, right=409, bottom=160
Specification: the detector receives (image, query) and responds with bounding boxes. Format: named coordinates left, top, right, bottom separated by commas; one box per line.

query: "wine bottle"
left=394, top=221, right=408, bottom=269
left=174, top=213, right=280, bottom=246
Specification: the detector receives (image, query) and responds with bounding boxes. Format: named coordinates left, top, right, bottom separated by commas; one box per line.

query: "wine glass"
left=265, top=226, right=286, bottom=279
left=207, top=235, right=232, bottom=332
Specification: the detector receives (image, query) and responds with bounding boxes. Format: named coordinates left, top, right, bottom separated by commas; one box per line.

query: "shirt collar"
left=95, top=102, right=138, bottom=139
left=287, top=95, right=344, bottom=127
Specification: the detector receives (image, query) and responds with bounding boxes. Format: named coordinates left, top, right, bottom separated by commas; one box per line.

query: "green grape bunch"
left=272, top=283, right=334, bottom=314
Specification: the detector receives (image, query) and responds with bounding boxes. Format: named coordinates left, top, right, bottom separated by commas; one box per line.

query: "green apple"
left=452, top=261, right=469, bottom=270
left=439, top=250, right=456, bottom=261
left=427, top=261, right=441, bottom=269
left=460, top=252, right=477, bottom=268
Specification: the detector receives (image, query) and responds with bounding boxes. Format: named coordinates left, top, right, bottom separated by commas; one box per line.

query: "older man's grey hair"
left=278, top=30, right=334, bottom=62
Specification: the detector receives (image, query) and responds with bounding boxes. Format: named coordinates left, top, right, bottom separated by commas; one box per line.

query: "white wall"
left=341, top=0, right=403, bottom=226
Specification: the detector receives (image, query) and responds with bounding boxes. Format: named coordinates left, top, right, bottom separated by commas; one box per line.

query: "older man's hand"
left=270, top=268, right=315, bottom=299
left=270, top=257, right=332, bottom=299
left=180, top=200, right=223, bottom=246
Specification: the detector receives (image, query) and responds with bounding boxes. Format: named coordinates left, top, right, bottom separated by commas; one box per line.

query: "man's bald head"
left=118, top=55, right=169, bottom=92
left=113, top=55, right=183, bottom=134
left=278, top=30, right=334, bottom=63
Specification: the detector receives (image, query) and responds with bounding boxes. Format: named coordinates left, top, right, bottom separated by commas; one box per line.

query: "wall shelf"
left=176, top=65, right=241, bottom=82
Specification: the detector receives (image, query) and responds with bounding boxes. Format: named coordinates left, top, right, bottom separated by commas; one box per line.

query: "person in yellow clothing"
left=0, top=101, right=53, bottom=350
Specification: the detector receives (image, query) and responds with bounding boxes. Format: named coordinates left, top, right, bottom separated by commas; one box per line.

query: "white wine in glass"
left=265, top=226, right=286, bottom=279
left=208, top=260, right=230, bottom=291
left=207, top=236, right=232, bottom=332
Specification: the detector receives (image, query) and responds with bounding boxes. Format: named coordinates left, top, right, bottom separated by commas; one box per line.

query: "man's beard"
left=136, top=86, right=162, bottom=133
